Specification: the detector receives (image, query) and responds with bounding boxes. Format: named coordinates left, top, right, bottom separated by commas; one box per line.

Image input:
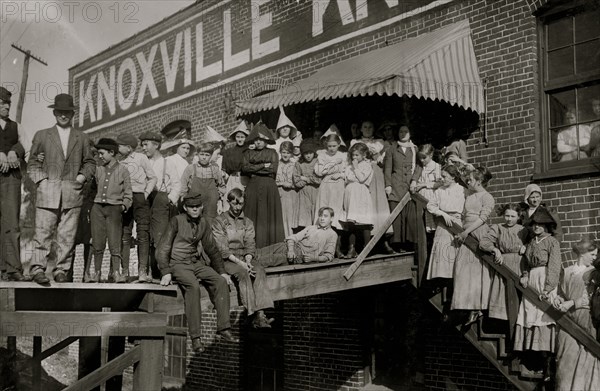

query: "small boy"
left=90, top=138, right=133, bottom=283
left=256, top=207, right=338, bottom=266
left=157, top=189, right=238, bottom=353
left=116, top=133, right=157, bottom=282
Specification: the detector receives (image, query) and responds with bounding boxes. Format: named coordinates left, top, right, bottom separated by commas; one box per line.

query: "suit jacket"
left=384, top=142, right=416, bottom=202
left=28, top=126, right=96, bottom=209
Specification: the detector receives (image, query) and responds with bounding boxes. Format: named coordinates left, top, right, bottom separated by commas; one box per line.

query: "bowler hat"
left=139, top=131, right=162, bottom=143
left=183, top=189, right=203, bottom=207
left=0, top=87, right=12, bottom=103
left=528, top=207, right=557, bottom=230
left=95, top=138, right=119, bottom=154
left=48, top=94, right=78, bottom=110
left=116, top=134, right=138, bottom=150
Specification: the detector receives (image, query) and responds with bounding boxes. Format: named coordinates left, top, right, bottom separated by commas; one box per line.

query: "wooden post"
left=343, top=193, right=411, bottom=281
left=32, top=336, right=42, bottom=391
left=9, top=44, right=47, bottom=123
left=133, top=339, right=164, bottom=390
left=79, top=337, right=101, bottom=391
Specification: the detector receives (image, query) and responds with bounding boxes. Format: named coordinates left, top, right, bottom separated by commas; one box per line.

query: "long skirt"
left=426, top=214, right=462, bottom=279
left=343, top=183, right=374, bottom=226
left=556, top=321, right=600, bottom=390
left=297, top=184, right=318, bottom=228
left=513, top=266, right=556, bottom=352
left=315, top=179, right=345, bottom=230
left=370, top=163, right=391, bottom=233
left=451, top=224, right=492, bottom=311
left=244, top=176, right=285, bottom=248
left=279, top=187, right=299, bottom=237
left=488, top=252, right=522, bottom=320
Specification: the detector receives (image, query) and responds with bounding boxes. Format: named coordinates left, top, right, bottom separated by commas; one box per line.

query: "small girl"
left=341, top=143, right=374, bottom=258
left=479, top=203, right=528, bottom=324
left=222, top=121, right=250, bottom=211
left=314, top=133, right=347, bottom=231
left=276, top=141, right=299, bottom=237
left=180, top=142, right=225, bottom=219
left=293, top=139, right=321, bottom=229
left=410, top=144, right=442, bottom=232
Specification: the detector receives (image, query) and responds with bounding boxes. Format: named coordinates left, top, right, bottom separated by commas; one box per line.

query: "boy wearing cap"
left=116, top=134, right=157, bottom=282
left=140, top=131, right=180, bottom=279
left=157, top=190, right=238, bottom=352
left=28, top=94, right=96, bottom=284
left=0, top=86, right=26, bottom=281
left=90, top=138, right=133, bottom=283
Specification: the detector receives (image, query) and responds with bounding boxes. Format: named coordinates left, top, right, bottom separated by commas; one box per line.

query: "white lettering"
left=385, top=0, right=399, bottom=7
left=195, top=22, right=222, bottom=82
left=160, top=32, right=183, bottom=93
left=313, top=0, right=355, bottom=37
left=223, top=9, right=250, bottom=72
left=97, top=66, right=116, bottom=121
left=78, top=75, right=97, bottom=127
left=117, top=58, right=137, bottom=111
left=355, top=0, right=367, bottom=21
left=184, top=28, right=192, bottom=87
left=136, top=45, right=159, bottom=106
left=251, top=0, right=279, bottom=60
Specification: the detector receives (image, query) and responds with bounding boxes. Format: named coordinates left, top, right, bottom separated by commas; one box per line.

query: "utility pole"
left=10, top=43, right=47, bottom=123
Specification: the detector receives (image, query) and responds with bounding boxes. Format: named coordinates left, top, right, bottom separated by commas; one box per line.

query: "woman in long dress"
left=241, top=123, right=284, bottom=248
left=221, top=121, right=250, bottom=211
left=553, top=238, right=600, bottom=390
left=514, top=206, right=561, bottom=380
left=479, top=203, right=528, bottom=324
left=450, top=166, right=495, bottom=325
left=426, top=164, right=466, bottom=312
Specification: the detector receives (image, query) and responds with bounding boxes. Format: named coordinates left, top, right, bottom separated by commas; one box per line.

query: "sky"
left=0, top=0, right=195, bottom=133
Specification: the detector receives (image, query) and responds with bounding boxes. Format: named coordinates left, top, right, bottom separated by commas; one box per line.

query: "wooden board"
left=0, top=311, right=168, bottom=337
left=0, top=282, right=178, bottom=294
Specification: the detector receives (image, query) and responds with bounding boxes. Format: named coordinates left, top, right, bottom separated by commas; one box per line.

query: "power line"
left=0, top=46, right=14, bottom=67
left=0, top=19, right=18, bottom=44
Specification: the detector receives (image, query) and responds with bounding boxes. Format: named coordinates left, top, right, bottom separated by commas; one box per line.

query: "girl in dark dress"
left=222, top=121, right=250, bottom=211
left=242, top=123, right=285, bottom=248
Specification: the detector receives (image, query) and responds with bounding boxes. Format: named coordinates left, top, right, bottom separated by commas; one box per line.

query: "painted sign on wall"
left=71, top=0, right=442, bottom=130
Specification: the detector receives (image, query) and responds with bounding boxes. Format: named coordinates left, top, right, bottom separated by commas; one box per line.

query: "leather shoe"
left=32, top=272, right=50, bottom=285
left=114, top=271, right=127, bottom=284
left=54, top=272, right=68, bottom=283
left=6, top=271, right=26, bottom=281
left=191, top=337, right=204, bottom=353
left=217, top=329, right=239, bottom=343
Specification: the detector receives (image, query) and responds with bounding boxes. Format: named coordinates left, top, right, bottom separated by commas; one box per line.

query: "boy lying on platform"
left=156, top=189, right=238, bottom=353
left=256, top=207, right=338, bottom=266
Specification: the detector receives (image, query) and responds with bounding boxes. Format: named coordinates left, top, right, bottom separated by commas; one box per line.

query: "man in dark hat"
left=0, top=86, right=26, bottom=281
left=27, top=93, right=96, bottom=284
left=157, top=189, right=238, bottom=352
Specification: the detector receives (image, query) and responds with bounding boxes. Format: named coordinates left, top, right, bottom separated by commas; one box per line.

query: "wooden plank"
left=265, top=252, right=409, bottom=274
left=31, top=337, right=79, bottom=363
left=0, top=311, right=168, bottom=337
left=0, top=282, right=177, bottom=294
left=343, top=193, right=411, bottom=281
left=133, top=339, right=163, bottom=390
left=65, top=345, right=141, bottom=391
left=32, top=336, right=42, bottom=391
left=271, top=255, right=413, bottom=301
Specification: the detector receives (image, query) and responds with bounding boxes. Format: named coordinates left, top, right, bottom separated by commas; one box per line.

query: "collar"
left=316, top=224, right=331, bottom=230
left=186, top=214, right=201, bottom=225
left=105, top=159, right=118, bottom=169
left=227, top=210, right=245, bottom=220
left=55, top=125, right=71, bottom=132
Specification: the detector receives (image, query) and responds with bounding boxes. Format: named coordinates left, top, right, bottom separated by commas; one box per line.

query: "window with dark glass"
left=540, top=4, right=600, bottom=174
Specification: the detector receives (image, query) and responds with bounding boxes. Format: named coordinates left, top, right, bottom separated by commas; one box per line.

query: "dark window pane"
left=578, top=84, right=600, bottom=122
left=549, top=90, right=576, bottom=127
left=548, top=47, right=574, bottom=79
left=576, top=39, right=600, bottom=74
left=554, top=124, right=593, bottom=161
left=575, top=10, right=600, bottom=43
left=548, top=17, right=573, bottom=49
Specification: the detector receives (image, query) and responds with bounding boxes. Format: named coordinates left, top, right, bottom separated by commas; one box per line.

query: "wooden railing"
left=410, top=192, right=600, bottom=359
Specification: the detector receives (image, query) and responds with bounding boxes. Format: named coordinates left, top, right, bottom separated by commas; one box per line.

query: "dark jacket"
left=156, top=214, right=225, bottom=276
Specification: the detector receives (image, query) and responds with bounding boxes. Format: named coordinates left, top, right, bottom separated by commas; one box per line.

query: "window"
left=539, top=3, right=600, bottom=177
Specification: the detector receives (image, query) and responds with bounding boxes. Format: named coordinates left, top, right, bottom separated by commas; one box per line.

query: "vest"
left=0, top=119, right=18, bottom=154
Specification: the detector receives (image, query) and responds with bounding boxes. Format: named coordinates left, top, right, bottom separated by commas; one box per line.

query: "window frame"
left=534, top=1, right=600, bottom=180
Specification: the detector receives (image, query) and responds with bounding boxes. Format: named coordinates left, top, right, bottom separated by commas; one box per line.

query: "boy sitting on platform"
left=157, top=189, right=238, bottom=353
left=90, top=138, right=132, bottom=283
left=257, top=207, right=338, bottom=266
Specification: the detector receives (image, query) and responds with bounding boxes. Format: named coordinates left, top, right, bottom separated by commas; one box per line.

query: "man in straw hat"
left=0, top=86, right=26, bottom=281
left=157, top=189, right=238, bottom=352
left=28, top=93, right=96, bottom=284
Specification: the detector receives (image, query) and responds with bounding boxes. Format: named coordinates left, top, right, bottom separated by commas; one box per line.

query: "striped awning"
left=235, top=20, right=484, bottom=115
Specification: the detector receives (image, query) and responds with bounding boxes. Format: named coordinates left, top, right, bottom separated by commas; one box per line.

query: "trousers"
left=0, top=173, right=22, bottom=273
left=224, top=260, right=273, bottom=316
left=91, top=204, right=123, bottom=274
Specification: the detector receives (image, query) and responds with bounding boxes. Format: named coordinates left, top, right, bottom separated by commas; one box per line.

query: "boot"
left=345, top=244, right=358, bottom=259
left=114, top=271, right=127, bottom=284
left=335, top=238, right=344, bottom=259
left=138, top=268, right=151, bottom=283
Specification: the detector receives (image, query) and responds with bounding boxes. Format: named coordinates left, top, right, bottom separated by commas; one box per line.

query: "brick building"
left=69, top=0, right=600, bottom=389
